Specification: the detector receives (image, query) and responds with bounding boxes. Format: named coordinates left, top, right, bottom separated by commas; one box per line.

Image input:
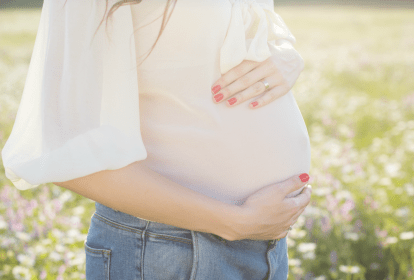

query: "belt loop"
left=141, top=220, right=151, bottom=240
left=189, top=231, right=198, bottom=280
left=140, top=220, right=151, bottom=280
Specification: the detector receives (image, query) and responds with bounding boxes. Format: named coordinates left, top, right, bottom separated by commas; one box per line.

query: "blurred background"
left=0, top=0, right=413, bottom=279
left=1, top=0, right=414, bottom=8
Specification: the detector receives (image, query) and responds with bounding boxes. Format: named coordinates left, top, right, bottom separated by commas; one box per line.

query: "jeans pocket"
left=142, top=233, right=193, bottom=280
left=85, top=241, right=111, bottom=280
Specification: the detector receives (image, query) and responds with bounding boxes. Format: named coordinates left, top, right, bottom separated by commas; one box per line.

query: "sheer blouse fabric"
left=2, top=0, right=309, bottom=204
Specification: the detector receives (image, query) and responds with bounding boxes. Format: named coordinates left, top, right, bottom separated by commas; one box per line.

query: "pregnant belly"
left=140, top=91, right=311, bottom=205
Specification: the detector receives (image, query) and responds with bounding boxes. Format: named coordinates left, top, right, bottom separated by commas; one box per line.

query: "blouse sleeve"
left=255, top=0, right=295, bottom=47
left=220, top=0, right=297, bottom=74
left=1, top=0, right=147, bottom=190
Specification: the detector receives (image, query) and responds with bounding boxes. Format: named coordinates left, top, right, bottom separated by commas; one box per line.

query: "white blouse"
left=2, top=0, right=311, bottom=205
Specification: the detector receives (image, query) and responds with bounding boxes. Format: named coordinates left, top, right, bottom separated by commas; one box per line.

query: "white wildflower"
left=70, top=254, right=86, bottom=266
left=63, top=237, right=75, bottom=244
left=72, top=206, right=85, bottom=216
left=7, top=250, right=14, bottom=258
left=335, top=190, right=353, bottom=200
left=15, top=232, right=31, bottom=242
left=38, top=213, right=46, bottom=222
left=70, top=216, right=81, bottom=227
left=66, top=251, right=76, bottom=261
left=41, top=239, right=52, bottom=245
left=0, top=237, right=18, bottom=248
left=67, top=229, right=86, bottom=241
left=58, top=190, right=72, bottom=203
left=384, top=162, right=401, bottom=177
left=313, top=187, right=332, bottom=196
left=17, top=254, right=35, bottom=267
left=69, top=272, right=84, bottom=279
left=0, top=220, right=7, bottom=229
left=344, top=232, right=359, bottom=241
left=304, top=206, right=323, bottom=216
left=288, top=258, right=301, bottom=267
left=385, top=237, right=398, bottom=244
left=44, top=203, right=53, bottom=218
left=2, top=264, right=11, bottom=274
left=328, top=142, right=341, bottom=156
left=399, top=231, right=414, bottom=240
left=368, top=174, right=379, bottom=184
left=378, top=154, right=389, bottom=163
left=297, top=242, right=317, bottom=253
left=395, top=207, right=410, bottom=217
left=342, top=164, right=353, bottom=174
left=382, top=205, right=393, bottom=213
left=34, top=245, right=47, bottom=255
left=339, top=265, right=360, bottom=274
left=377, top=189, right=388, bottom=201
left=303, top=251, right=316, bottom=259
left=404, top=183, right=414, bottom=196
left=290, top=229, right=307, bottom=239
left=291, top=267, right=304, bottom=275
left=378, top=177, right=392, bottom=186
left=297, top=214, right=306, bottom=225
left=52, top=228, right=64, bottom=239
left=55, top=244, right=65, bottom=253
left=12, top=266, right=31, bottom=279
left=370, top=138, right=382, bottom=151
left=49, top=251, right=61, bottom=262
left=394, top=187, right=404, bottom=195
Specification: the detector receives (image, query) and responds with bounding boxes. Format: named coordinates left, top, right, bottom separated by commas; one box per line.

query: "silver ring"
left=261, top=79, right=270, bottom=90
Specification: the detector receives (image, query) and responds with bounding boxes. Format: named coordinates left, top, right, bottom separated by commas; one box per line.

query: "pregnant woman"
left=2, top=0, right=312, bottom=279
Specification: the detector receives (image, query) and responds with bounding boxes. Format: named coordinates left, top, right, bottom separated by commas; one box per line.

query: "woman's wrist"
left=212, top=204, right=252, bottom=241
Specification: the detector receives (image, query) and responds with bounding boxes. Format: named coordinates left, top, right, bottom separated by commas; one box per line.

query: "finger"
left=221, top=60, right=276, bottom=97
left=275, top=215, right=303, bottom=240
left=286, top=186, right=312, bottom=216
left=211, top=60, right=260, bottom=94
left=212, top=62, right=274, bottom=104
left=249, top=83, right=291, bottom=109
left=281, top=202, right=311, bottom=240
left=290, top=200, right=308, bottom=223
left=225, top=75, right=280, bottom=107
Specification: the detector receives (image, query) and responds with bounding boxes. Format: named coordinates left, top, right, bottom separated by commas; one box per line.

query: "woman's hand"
left=211, top=41, right=304, bottom=109
left=228, top=173, right=312, bottom=241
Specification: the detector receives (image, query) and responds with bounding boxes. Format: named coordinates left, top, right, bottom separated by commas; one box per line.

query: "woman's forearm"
left=53, top=161, right=242, bottom=240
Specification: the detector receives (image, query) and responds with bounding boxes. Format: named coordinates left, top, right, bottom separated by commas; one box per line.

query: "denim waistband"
left=94, top=202, right=193, bottom=233
left=94, top=201, right=280, bottom=247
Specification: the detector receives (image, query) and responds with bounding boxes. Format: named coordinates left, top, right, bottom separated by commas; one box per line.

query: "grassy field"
left=1, top=6, right=414, bottom=280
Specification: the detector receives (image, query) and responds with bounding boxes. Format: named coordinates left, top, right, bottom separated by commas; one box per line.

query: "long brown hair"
left=63, top=0, right=177, bottom=66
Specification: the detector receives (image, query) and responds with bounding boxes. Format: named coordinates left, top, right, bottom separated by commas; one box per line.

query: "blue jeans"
left=84, top=202, right=289, bottom=280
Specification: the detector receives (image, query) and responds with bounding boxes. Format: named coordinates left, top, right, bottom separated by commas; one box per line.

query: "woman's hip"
left=84, top=201, right=288, bottom=280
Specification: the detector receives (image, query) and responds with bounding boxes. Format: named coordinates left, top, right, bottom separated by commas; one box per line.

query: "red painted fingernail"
left=251, top=101, right=258, bottom=107
left=228, top=97, right=237, bottom=105
left=212, top=85, right=221, bottom=94
left=299, top=173, right=309, bottom=182
left=214, top=93, right=223, bottom=102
